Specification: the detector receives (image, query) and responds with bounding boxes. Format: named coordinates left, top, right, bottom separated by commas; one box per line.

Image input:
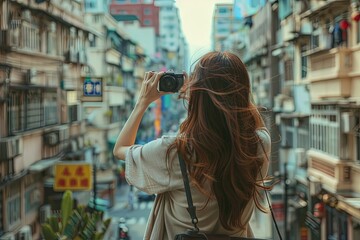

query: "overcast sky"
left=175, top=0, right=233, bottom=64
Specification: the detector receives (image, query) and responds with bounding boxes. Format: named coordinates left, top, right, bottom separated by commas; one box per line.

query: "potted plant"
left=41, top=190, right=111, bottom=240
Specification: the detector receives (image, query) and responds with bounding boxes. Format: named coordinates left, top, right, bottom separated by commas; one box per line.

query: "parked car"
left=88, top=197, right=111, bottom=211
left=136, top=190, right=156, bottom=202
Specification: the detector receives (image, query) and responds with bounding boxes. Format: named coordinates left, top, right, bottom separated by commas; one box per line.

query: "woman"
left=113, top=51, right=271, bottom=239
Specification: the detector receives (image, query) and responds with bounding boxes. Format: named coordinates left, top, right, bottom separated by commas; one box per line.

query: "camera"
left=157, top=72, right=184, bottom=92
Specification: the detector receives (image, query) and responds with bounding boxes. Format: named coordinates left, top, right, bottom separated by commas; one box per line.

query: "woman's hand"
left=136, top=71, right=168, bottom=107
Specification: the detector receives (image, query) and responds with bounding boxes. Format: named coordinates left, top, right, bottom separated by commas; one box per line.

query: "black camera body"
left=157, top=72, right=184, bottom=92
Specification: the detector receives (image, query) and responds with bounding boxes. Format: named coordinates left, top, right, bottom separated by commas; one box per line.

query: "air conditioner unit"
left=19, top=225, right=32, bottom=240
left=0, top=138, right=20, bottom=160
left=341, top=112, right=354, bottom=134
left=39, top=204, right=52, bottom=223
left=43, top=131, right=60, bottom=146
left=0, top=233, right=15, bottom=240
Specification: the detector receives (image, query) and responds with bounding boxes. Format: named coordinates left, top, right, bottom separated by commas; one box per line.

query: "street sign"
left=81, top=77, right=103, bottom=102
left=54, top=162, right=92, bottom=191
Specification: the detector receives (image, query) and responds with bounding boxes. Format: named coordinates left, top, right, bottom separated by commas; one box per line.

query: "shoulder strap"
left=178, top=152, right=199, bottom=231
left=178, top=147, right=282, bottom=240
left=258, top=141, right=283, bottom=240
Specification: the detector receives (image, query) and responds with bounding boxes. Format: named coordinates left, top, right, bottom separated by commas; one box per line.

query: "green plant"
left=41, top=190, right=111, bottom=240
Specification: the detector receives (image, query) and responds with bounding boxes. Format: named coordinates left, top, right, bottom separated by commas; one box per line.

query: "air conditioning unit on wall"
left=43, top=131, right=60, bottom=146
left=0, top=138, right=21, bottom=160
left=341, top=112, right=355, bottom=134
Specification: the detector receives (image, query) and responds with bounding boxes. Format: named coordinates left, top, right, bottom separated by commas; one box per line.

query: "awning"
left=29, top=158, right=60, bottom=172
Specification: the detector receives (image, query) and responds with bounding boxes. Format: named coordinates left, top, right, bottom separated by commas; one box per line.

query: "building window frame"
left=310, top=105, right=339, bottom=157
left=8, top=88, right=58, bottom=134
left=6, top=183, right=21, bottom=229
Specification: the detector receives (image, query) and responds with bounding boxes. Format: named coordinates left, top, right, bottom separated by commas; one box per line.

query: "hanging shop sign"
left=54, top=162, right=92, bottom=191
left=81, top=77, right=103, bottom=102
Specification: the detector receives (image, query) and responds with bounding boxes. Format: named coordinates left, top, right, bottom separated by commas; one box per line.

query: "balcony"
left=308, top=149, right=352, bottom=192
left=301, top=0, right=349, bottom=19
left=64, top=49, right=78, bottom=64
left=307, top=47, right=352, bottom=99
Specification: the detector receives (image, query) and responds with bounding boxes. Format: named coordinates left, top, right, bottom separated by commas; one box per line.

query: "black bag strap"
left=178, top=152, right=199, bottom=231
left=177, top=142, right=283, bottom=240
left=258, top=142, right=283, bottom=240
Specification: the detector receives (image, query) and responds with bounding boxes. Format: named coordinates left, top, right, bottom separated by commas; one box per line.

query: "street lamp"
left=92, top=145, right=100, bottom=211
left=281, top=144, right=291, bottom=240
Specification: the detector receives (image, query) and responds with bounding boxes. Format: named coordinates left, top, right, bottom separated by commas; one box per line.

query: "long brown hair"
left=171, top=51, right=270, bottom=230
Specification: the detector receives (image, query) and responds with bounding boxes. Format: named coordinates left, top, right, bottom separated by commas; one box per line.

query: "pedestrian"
left=128, top=185, right=134, bottom=211
left=113, top=51, right=272, bottom=239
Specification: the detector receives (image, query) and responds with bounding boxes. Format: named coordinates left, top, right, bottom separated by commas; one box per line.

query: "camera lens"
left=159, top=75, right=177, bottom=92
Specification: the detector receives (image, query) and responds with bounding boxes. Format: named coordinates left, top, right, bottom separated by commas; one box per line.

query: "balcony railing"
left=308, top=149, right=352, bottom=192
left=307, top=47, right=352, bottom=99
left=309, top=47, right=352, bottom=81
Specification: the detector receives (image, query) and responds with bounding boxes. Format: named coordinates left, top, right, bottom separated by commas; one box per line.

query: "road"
left=107, top=182, right=153, bottom=240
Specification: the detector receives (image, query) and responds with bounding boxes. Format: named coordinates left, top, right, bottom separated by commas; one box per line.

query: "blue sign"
left=83, top=77, right=102, bottom=97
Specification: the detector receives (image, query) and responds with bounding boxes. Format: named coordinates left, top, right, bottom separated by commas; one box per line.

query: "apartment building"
left=0, top=0, right=92, bottom=239
left=84, top=0, right=147, bottom=171
left=217, top=0, right=360, bottom=239
left=299, top=0, right=360, bottom=239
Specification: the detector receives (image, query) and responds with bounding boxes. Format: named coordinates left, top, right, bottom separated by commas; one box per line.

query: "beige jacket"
left=125, top=128, right=271, bottom=240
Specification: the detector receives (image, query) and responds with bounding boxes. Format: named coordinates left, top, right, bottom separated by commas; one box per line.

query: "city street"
left=107, top=182, right=153, bottom=240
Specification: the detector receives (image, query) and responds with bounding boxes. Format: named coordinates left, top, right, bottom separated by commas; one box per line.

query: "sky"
left=175, top=0, right=234, bottom=63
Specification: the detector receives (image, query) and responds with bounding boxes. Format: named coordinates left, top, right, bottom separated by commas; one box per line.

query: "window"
left=301, top=44, right=308, bottom=79
left=44, top=92, right=57, bottom=125
left=47, top=22, right=57, bottom=55
left=144, top=8, right=151, bottom=15
left=144, top=19, right=151, bottom=25
left=6, top=183, right=20, bottom=228
left=89, top=35, right=96, bottom=47
left=310, top=105, right=339, bottom=157
left=21, top=21, right=40, bottom=51
left=8, top=89, right=58, bottom=134
left=218, top=7, right=228, bottom=14
left=284, top=60, right=293, bottom=81
left=69, top=105, right=79, bottom=123
left=25, top=185, right=41, bottom=213
left=26, top=90, right=42, bottom=129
